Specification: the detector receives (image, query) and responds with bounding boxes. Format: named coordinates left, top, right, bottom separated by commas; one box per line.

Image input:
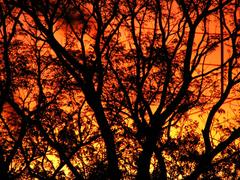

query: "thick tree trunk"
left=136, top=132, right=158, bottom=179
left=86, top=93, right=121, bottom=179
left=0, top=147, right=9, bottom=179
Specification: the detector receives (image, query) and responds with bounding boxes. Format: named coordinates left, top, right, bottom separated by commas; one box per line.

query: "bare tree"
left=0, top=0, right=239, bottom=179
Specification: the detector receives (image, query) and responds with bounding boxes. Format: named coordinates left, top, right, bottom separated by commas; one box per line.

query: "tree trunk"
left=0, top=147, right=9, bottom=179
left=136, top=132, right=158, bottom=179
left=155, top=150, right=167, bottom=180
left=86, top=93, right=121, bottom=179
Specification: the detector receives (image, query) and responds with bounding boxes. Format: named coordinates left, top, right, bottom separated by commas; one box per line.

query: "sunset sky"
left=0, top=0, right=239, bottom=179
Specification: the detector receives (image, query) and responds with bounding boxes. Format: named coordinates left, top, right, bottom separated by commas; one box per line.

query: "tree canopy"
left=0, top=0, right=239, bottom=179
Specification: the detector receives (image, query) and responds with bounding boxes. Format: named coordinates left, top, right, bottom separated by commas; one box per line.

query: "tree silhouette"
left=0, top=0, right=239, bottom=179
